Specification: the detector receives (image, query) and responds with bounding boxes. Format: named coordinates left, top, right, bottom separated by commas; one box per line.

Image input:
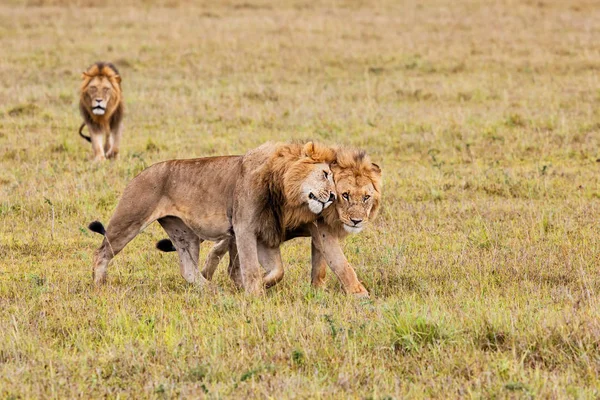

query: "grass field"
left=1, top=0, right=600, bottom=397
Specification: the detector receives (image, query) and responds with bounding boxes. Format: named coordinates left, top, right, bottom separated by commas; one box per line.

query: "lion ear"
left=114, top=75, right=122, bottom=84
left=371, top=163, right=382, bottom=175
left=302, top=141, right=315, bottom=157
left=81, top=72, right=91, bottom=80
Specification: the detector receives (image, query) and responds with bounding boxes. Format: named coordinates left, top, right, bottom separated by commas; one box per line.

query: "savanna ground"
left=1, top=0, right=600, bottom=397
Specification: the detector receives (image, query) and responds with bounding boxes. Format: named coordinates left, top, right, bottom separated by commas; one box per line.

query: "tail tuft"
left=156, top=239, right=176, bottom=252
left=88, top=221, right=106, bottom=235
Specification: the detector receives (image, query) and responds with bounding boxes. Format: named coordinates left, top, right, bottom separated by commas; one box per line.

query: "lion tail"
left=156, top=239, right=177, bottom=252
left=79, top=123, right=91, bottom=142
left=88, top=221, right=106, bottom=236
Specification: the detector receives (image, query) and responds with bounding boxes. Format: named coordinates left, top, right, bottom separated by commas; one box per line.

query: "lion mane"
left=253, top=142, right=337, bottom=247
left=88, top=141, right=337, bottom=294
left=320, top=148, right=382, bottom=236
left=78, top=62, right=123, bottom=160
left=157, top=147, right=382, bottom=297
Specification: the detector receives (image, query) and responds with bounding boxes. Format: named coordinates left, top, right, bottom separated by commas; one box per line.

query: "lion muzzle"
left=92, top=99, right=107, bottom=115
left=342, top=217, right=365, bottom=234
left=308, top=191, right=335, bottom=214
left=342, top=224, right=364, bottom=234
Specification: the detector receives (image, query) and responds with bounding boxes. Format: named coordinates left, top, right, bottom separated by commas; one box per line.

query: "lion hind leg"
left=91, top=217, right=148, bottom=285
left=93, top=238, right=111, bottom=285
left=91, top=188, right=165, bottom=285
left=202, top=238, right=230, bottom=280
left=158, top=216, right=207, bottom=285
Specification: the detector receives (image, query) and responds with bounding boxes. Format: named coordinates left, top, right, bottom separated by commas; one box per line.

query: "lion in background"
left=79, top=62, right=123, bottom=161
left=88, top=141, right=337, bottom=295
left=158, top=148, right=382, bottom=297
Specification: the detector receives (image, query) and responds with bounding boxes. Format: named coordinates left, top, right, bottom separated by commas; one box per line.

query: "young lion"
left=78, top=62, right=123, bottom=161
left=88, top=142, right=337, bottom=294
left=157, top=148, right=382, bottom=297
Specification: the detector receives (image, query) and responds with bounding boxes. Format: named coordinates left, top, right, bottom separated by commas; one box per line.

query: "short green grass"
left=1, top=0, right=600, bottom=397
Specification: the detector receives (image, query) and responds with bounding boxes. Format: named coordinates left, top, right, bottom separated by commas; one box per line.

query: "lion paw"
left=353, top=290, right=370, bottom=299
left=349, top=283, right=369, bottom=298
left=311, top=278, right=327, bottom=289
left=93, top=272, right=107, bottom=285
left=245, top=282, right=266, bottom=296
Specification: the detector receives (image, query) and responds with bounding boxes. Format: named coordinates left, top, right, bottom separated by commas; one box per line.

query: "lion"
left=78, top=62, right=123, bottom=161
left=88, top=141, right=337, bottom=295
left=156, top=148, right=382, bottom=297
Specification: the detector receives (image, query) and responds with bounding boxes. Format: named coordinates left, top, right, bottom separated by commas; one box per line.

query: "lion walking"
left=88, top=142, right=337, bottom=295
left=78, top=62, right=124, bottom=161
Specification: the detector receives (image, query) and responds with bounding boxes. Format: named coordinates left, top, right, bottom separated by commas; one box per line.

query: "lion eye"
left=342, top=193, right=349, bottom=201
left=102, top=88, right=109, bottom=94
left=323, top=171, right=328, bottom=179
left=363, top=195, right=371, bottom=202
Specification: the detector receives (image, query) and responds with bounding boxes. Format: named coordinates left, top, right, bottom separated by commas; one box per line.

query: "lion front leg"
left=259, top=243, right=284, bottom=288
left=226, top=238, right=283, bottom=289
left=89, top=128, right=106, bottom=162
left=234, top=225, right=265, bottom=296
left=106, top=124, right=122, bottom=159
left=310, top=222, right=369, bottom=297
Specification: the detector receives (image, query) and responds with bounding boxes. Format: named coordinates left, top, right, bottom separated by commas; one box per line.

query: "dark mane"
left=89, top=61, right=119, bottom=76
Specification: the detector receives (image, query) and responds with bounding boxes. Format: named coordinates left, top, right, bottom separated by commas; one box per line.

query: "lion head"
left=80, top=62, right=122, bottom=120
left=322, top=149, right=382, bottom=234
left=269, top=141, right=337, bottom=228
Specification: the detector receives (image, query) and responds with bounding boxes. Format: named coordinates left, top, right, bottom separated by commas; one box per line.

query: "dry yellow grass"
left=1, top=0, right=600, bottom=398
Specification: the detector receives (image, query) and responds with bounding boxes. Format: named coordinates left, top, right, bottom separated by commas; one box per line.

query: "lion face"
left=326, top=150, right=382, bottom=234
left=335, top=174, right=378, bottom=233
left=80, top=62, right=122, bottom=120
left=279, top=142, right=337, bottom=216
left=84, top=76, right=116, bottom=116
left=301, top=163, right=336, bottom=214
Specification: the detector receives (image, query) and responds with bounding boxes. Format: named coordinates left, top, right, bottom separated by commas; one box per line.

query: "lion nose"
left=329, top=192, right=336, bottom=202
left=95, top=98, right=103, bottom=103
left=350, top=218, right=363, bottom=226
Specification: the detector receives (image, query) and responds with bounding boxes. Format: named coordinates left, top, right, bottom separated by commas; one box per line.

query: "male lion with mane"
left=88, top=142, right=336, bottom=294
left=157, top=148, right=382, bottom=297
left=78, top=62, right=123, bottom=161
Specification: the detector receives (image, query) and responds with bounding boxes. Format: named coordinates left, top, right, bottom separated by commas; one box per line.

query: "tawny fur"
left=89, top=141, right=336, bottom=295
left=319, top=148, right=382, bottom=236
left=251, top=142, right=337, bottom=247
left=183, top=148, right=382, bottom=296
left=79, top=62, right=124, bottom=161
